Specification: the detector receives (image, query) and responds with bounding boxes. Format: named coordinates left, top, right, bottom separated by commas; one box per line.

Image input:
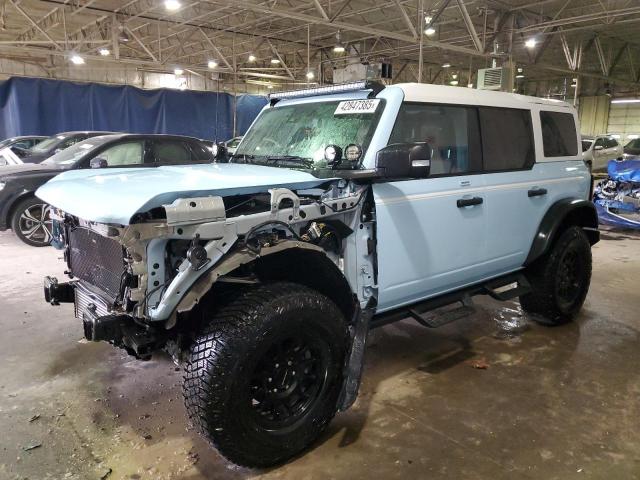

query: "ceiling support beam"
left=312, top=0, right=330, bottom=21
left=455, top=0, right=482, bottom=51
left=199, top=27, right=233, bottom=70
left=8, top=1, right=62, bottom=50
left=267, top=39, right=295, bottom=79
left=608, top=42, right=628, bottom=76
left=393, top=0, right=418, bottom=39
left=125, top=25, right=158, bottom=62
left=593, top=35, right=609, bottom=76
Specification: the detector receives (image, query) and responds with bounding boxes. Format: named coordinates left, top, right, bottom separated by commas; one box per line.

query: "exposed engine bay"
left=593, top=159, right=640, bottom=229
left=46, top=178, right=375, bottom=359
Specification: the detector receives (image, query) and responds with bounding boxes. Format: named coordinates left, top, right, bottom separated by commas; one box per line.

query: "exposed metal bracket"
left=269, top=188, right=300, bottom=220
left=164, top=196, right=226, bottom=226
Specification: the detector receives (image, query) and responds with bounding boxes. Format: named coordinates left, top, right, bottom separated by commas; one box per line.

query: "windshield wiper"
left=229, top=153, right=256, bottom=163
left=265, top=155, right=314, bottom=169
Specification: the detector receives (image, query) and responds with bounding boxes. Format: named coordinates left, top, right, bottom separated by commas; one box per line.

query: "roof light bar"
left=268, top=80, right=385, bottom=101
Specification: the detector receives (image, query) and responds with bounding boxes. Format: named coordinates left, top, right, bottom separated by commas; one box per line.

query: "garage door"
left=608, top=102, right=640, bottom=144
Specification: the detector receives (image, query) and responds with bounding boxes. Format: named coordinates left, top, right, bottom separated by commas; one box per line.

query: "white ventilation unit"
left=477, top=67, right=512, bottom=91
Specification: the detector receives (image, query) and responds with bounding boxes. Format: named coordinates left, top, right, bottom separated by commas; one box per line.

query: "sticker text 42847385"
left=334, top=99, right=380, bottom=115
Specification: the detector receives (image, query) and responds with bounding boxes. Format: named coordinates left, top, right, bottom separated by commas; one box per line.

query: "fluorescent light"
left=517, top=67, right=523, bottom=73
left=270, top=58, right=281, bottom=64
left=208, top=60, right=218, bottom=69
left=525, top=38, right=537, bottom=49
left=467, top=83, right=473, bottom=88
left=425, top=27, right=436, bottom=36
left=70, top=54, right=85, bottom=65
left=248, top=53, right=256, bottom=62
left=333, top=45, right=345, bottom=53
left=165, top=0, right=181, bottom=11
left=442, top=62, right=451, bottom=68
left=611, top=98, right=640, bottom=104
left=449, top=80, right=459, bottom=86
left=174, top=67, right=184, bottom=75
left=516, top=74, right=525, bottom=79
left=99, top=48, right=110, bottom=56
left=306, top=71, right=314, bottom=80
left=628, top=134, right=639, bottom=139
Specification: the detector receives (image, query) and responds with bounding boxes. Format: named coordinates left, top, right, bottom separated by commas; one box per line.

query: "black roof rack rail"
left=268, top=80, right=385, bottom=105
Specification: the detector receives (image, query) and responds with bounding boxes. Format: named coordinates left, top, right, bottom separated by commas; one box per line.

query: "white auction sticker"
left=334, top=99, right=380, bottom=115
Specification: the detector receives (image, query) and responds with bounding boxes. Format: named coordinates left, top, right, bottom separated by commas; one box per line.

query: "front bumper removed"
left=43, top=276, right=160, bottom=359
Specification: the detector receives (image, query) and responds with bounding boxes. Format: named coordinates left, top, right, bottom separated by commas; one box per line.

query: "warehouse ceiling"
left=0, top=0, right=639, bottom=96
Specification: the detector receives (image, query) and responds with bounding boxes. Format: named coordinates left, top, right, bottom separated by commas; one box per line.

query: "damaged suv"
left=38, top=81, right=599, bottom=468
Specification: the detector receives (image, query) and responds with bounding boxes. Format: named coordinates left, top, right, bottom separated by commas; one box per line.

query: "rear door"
left=152, top=139, right=194, bottom=165
left=373, top=102, right=488, bottom=312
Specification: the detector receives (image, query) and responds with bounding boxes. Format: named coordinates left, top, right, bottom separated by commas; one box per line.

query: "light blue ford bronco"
left=38, top=81, right=599, bottom=467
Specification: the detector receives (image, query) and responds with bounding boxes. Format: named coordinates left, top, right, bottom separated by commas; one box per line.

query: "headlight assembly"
left=0, top=182, right=6, bottom=191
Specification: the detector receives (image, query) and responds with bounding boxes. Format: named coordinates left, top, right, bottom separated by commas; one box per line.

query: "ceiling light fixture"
left=208, top=60, right=218, bottom=69
left=248, top=53, right=256, bottom=62
left=174, top=67, right=184, bottom=75
left=467, top=83, right=474, bottom=88
left=442, top=62, right=451, bottom=68
left=611, top=98, right=640, bottom=104
left=424, top=15, right=436, bottom=35
left=270, top=58, right=281, bottom=64
left=525, top=38, right=537, bottom=49
left=449, top=80, right=459, bottom=86
left=99, top=48, right=110, bottom=56
left=333, top=31, right=346, bottom=53
left=165, top=0, right=181, bottom=11
left=516, top=74, right=525, bottom=79
left=70, top=54, right=85, bottom=65
left=306, top=71, right=314, bottom=80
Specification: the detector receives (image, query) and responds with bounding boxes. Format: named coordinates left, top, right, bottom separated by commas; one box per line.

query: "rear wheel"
left=520, top=226, right=592, bottom=325
left=11, top=197, right=53, bottom=247
left=183, top=282, right=348, bottom=468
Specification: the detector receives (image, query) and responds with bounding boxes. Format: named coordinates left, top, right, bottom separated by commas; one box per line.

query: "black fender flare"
left=525, top=198, right=599, bottom=266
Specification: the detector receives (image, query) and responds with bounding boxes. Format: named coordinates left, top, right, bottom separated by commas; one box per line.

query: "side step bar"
left=370, top=272, right=531, bottom=329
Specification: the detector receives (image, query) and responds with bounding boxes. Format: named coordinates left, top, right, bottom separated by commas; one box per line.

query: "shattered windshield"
left=233, top=99, right=384, bottom=171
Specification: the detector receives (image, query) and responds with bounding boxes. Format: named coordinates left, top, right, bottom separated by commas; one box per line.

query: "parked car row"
left=581, top=134, right=640, bottom=171
left=0, top=133, right=218, bottom=246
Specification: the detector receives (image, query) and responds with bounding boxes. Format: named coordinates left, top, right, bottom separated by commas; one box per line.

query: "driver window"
left=594, top=138, right=606, bottom=148
left=98, top=141, right=144, bottom=166
left=388, top=103, right=482, bottom=175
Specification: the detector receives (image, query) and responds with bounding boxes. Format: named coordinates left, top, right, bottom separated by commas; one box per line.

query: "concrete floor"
left=1, top=228, right=639, bottom=480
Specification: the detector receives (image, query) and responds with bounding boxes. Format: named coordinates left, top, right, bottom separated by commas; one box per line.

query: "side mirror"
left=90, top=157, right=108, bottom=169
left=375, top=142, right=431, bottom=179
left=594, top=145, right=604, bottom=151
left=211, top=142, right=228, bottom=162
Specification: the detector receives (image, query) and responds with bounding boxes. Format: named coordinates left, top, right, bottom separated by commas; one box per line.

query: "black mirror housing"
left=90, top=157, right=108, bottom=169
left=375, top=142, right=431, bottom=179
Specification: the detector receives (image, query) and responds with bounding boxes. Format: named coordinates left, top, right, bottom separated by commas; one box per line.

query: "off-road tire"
left=520, top=226, right=592, bottom=325
left=11, top=197, right=53, bottom=247
left=183, top=282, right=348, bottom=468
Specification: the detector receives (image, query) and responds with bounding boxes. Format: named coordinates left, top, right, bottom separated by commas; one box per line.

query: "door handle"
left=528, top=187, right=548, bottom=197
left=456, top=196, right=483, bottom=208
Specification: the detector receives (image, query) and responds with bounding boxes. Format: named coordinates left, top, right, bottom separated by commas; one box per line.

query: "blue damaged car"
left=594, top=158, right=640, bottom=229
left=37, top=81, right=599, bottom=468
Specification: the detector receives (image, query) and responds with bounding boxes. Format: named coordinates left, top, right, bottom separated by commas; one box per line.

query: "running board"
left=370, top=272, right=531, bottom=329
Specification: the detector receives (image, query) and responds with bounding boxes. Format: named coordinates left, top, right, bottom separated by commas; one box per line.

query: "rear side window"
left=188, top=142, right=214, bottom=162
left=479, top=107, right=535, bottom=171
left=155, top=141, right=191, bottom=164
left=388, top=104, right=482, bottom=175
left=605, top=137, right=619, bottom=148
left=540, top=111, right=578, bottom=157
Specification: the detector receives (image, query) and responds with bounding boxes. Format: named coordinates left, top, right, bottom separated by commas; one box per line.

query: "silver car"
left=582, top=135, right=624, bottom=171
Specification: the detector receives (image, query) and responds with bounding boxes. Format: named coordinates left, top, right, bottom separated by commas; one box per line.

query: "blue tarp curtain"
left=0, top=77, right=267, bottom=141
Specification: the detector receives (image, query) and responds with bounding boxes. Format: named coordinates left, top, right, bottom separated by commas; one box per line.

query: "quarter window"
left=388, top=104, right=482, bottom=175
left=155, top=141, right=191, bottom=164
left=479, top=107, right=535, bottom=171
left=540, top=111, right=578, bottom=157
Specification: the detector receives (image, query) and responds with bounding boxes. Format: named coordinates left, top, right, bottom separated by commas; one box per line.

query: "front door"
left=373, top=102, right=488, bottom=312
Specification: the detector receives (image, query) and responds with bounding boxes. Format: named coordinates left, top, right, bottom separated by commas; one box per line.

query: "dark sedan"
left=624, top=138, right=640, bottom=157
left=0, top=136, right=47, bottom=153
left=0, top=134, right=214, bottom=246
left=16, top=131, right=114, bottom=163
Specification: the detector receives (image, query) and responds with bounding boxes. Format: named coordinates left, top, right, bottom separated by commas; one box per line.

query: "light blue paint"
left=374, top=161, right=590, bottom=312
left=36, top=163, right=331, bottom=225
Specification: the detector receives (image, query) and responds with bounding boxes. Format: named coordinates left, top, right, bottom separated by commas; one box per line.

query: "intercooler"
left=68, top=227, right=126, bottom=301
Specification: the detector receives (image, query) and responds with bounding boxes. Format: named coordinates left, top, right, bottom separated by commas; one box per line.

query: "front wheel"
left=520, top=226, right=592, bottom=324
left=11, top=197, right=53, bottom=247
left=183, top=282, right=348, bottom=468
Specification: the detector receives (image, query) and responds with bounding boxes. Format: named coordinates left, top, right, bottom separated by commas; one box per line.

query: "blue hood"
left=607, top=159, right=640, bottom=182
left=36, top=163, right=331, bottom=225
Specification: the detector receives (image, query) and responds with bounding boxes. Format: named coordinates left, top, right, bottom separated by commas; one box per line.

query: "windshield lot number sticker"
left=335, top=99, right=380, bottom=115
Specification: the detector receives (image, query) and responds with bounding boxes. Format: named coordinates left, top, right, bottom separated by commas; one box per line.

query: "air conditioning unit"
left=477, top=67, right=512, bottom=91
